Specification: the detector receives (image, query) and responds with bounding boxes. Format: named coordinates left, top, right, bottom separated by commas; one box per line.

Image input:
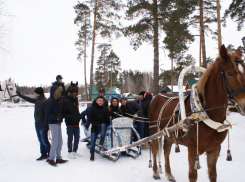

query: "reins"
left=115, top=102, right=233, bottom=123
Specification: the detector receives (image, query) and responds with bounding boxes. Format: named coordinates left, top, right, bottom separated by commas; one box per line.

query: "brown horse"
left=149, top=45, right=245, bottom=182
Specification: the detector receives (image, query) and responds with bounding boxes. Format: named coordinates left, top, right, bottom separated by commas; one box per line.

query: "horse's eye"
left=9, top=88, right=13, bottom=90
left=227, top=72, right=234, bottom=77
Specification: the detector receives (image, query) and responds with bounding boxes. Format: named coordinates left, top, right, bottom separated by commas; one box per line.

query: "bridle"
left=3, top=82, right=18, bottom=101
left=220, top=58, right=245, bottom=114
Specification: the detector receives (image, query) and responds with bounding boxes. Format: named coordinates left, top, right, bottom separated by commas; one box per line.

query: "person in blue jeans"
left=16, top=87, right=50, bottom=161
left=89, top=96, right=109, bottom=161
left=61, top=87, right=82, bottom=159
left=81, top=106, right=92, bottom=130
left=120, top=96, right=145, bottom=140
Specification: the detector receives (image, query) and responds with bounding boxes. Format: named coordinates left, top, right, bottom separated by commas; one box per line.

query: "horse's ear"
left=219, top=45, right=228, bottom=60
left=9, top=78, right=11, bottom=82
left=235, top=48, right=242, bottom=58
left=76, top=81, right=78, bottom=86
left=71, top=81, right=73, bottom=85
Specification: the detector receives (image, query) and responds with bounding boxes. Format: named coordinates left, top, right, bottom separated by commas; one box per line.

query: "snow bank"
left=0, top=106, right=244, bottom=182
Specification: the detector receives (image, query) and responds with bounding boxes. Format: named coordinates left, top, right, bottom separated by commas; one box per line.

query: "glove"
left=16, top=91, right=21, bottom=96
left=42, top=126, right=48, bottom=131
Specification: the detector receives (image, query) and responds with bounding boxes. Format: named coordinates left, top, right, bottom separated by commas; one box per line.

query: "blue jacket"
left=46, top=85, right=63, bottom=124
left=81, top=106, right=91, bottom=124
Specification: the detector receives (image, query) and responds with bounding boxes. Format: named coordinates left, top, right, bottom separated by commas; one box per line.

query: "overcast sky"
left=0, top=0, right=244, bottom=86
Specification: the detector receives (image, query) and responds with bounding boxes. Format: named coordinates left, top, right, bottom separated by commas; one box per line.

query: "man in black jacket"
left=61, top=87, right=82, bottom=159
left=91, top=88, right=108, bottom=107
left=52, top=75, right=66, bottom=97
left=17, top=87, right=50, bottom=161
left=89, top=96, right=109, bottom=161
left=120, top=96, right=145, bottom=140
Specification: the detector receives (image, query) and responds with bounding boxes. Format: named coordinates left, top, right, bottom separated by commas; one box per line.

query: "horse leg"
left=188, top=148, right=198, bottom=182
left=206, top=146, right=221, bottom=182
left=151, top=139, right=160, bottom=180
left=164, top=139, right=175, bottom=182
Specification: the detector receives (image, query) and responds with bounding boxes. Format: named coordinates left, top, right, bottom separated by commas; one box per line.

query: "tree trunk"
left=153, top=0, right=159, bottom=95
left=84, top=16, right=88, bottom=101
left=216, top=0, right=222, bottom=49
left=171, top=58, right=173, bottom=93
left=200, top=0, right=207, bottom=68
left=89, top=0, right=97, bottom=101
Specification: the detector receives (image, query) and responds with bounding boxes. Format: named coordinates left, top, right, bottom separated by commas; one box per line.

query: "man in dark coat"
left=91, top=88, right=108, bottom=107
left=142, top=92, right=153, bottom=138
left=81, top=106, right=92, bottom=130
left=108, top=97, right=123, bottom=119
left=61, top=87, right=82, bottom=159
left=120, top=96, right=145, bottom=139
left=89, top=96, right=110, bottom=161
left=16, top=87, right=50, bottom=161
left=46, top=85, right=68, bottom=166
left=52, top=75, right=67, bottom=97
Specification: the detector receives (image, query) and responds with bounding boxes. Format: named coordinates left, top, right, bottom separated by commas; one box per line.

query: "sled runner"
left=80, top=117, right=142, bottom=162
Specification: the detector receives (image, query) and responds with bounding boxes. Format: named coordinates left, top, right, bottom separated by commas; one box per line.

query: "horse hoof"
left=169, top=179, right=176, bottom=182
left=153, top=176, right=161, bottom=180
left=153, top=172, right=161, bottom=180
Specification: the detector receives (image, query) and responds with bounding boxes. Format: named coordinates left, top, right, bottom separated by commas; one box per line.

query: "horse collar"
left=190, top=84, right=232, bottom=132
left=190, top=84, right=209, bottom=121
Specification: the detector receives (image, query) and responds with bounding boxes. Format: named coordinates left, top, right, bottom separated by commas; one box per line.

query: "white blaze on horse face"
left=238, top=64, right=244, bottom=73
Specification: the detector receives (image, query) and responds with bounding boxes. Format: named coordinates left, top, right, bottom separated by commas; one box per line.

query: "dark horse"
left=149, top=45, right=245, bottom=182
left=58, top=81, right=78, bottom=108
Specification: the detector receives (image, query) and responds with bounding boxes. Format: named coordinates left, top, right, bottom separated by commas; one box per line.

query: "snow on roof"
left=167, top=85, right=185, bottom=92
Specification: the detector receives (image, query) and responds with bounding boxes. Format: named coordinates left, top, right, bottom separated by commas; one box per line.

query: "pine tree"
left=223, top=0, right=245, bottom=31
left=74, top=2, right=92, bottom=101
left=123, top=0, right=196, bottom=95
left=94, top=44, right=121, bottom=91
left=74, top=0, right=124, bottom=100
left=174, top=54, right=197, bottom=84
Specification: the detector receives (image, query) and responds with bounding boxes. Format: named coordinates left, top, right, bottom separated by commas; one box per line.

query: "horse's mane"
left=196, top=51, right=240, bottom=103
left=196, top=58, right=217, bottom=100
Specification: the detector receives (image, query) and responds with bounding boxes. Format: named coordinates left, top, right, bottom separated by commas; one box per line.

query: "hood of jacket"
left=50, top=85, right=63, bottom=100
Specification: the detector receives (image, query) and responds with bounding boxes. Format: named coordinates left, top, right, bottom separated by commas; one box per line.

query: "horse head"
left=218, top=45, right=245, bottom=115
left=70, top=81, right=78, bottom=89
left=5, top=78, right=20, bottom=103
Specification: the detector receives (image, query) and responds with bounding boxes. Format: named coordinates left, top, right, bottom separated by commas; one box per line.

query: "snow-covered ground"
left=0, top=104, right=245, bottom=182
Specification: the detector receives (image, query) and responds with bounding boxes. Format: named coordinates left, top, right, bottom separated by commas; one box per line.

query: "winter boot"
left=90, top=153, right=94, bottom=161
left=48, top=160, right=57, bottom=167
left=36, top=156, right=47, bottom=161
left=56, top=158, right=69, bottom=164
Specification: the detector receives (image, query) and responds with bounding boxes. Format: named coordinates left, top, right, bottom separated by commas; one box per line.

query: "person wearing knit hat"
left=133, top=95, right=140, bottom=104
left=16, top=87, right=50, bottom=161
left=120, top=96, right=145, bottom=139
left=138, top=91, right=145, bottom=106
left=34, top=87, right=44, bottom=95
left=120, top=96, right=127, bottom=102
left=161, top=90, right=167, bottom=93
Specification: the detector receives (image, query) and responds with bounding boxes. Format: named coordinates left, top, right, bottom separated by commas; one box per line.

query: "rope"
left=114, top=103, right=232, bottom=124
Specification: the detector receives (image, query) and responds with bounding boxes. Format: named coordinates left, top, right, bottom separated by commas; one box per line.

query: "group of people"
left=17, top=74, right=154, bottom=166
